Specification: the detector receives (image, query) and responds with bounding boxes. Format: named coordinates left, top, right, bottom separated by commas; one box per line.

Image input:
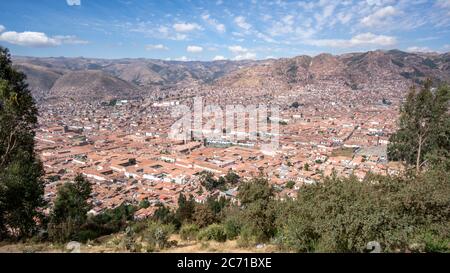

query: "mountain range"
left=12, top=50, right=450, bottom=102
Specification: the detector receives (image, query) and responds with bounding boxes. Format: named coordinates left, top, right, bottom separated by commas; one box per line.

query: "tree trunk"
left=416, top=135, right=422, bottom=174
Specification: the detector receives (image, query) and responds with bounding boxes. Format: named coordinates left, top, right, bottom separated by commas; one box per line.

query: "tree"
left=286, top=180, right=295, bottom=189
left=291, top=101, right=301, bottom=108
left=193, top=204, right=216, bottom=228
left=279, top=169, right=450, bottom=253
left=51, top=174, right=92, bottom=224
left=153, top=204, right=180, bottom=228
left=198, top=171, right=225, bottom=191
left=0, top=46, right=45, bottom=239
left=224, top=169, right=240, bottom=184
left=388, top=80, right=450, bottom=173
left=176, top=193, right=195, bottom=224
left=303, top=163, right=310, bottom=171
left=237, top=177, right=276, bottom=242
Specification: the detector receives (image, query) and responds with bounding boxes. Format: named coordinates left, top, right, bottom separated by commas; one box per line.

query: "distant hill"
left=12, top=50, right=450, bottom=101
left=48, top=70, right=142, bottom=101
left=214, top=50, right=450, bottom=90
left=12, top=56, right=257, bottom=101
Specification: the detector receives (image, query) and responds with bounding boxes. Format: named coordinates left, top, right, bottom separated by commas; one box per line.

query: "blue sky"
left=0, top=0, right=449, bottom=60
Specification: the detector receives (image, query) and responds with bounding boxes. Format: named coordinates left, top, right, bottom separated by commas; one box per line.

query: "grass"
left=0, top=233, right=281, bottom=253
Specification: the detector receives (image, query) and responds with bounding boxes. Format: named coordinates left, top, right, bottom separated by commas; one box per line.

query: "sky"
left=0, top=0, right=449, bottom=61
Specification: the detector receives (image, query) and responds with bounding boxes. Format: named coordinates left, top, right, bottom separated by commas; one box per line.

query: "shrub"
left=180, top=224, right=199, bottom=241
left=223, top=216, right=241, bottom=240
left=144, top=221, right=174, bottom=250
left=197, top=224, right=227, bottom=242
left=237, top=225, right=264, bottom=248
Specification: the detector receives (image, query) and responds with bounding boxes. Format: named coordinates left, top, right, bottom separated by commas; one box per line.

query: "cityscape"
left=0, top=0, right=449, bottom=258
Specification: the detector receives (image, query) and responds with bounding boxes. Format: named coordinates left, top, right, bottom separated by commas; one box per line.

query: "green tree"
left=198, top=171, right=225, bottom=191
left=279, top=171, right=450, bottom=253
left=51, top=174, right=92, bottom=224
left=0, top=46, right=45, bottom=239
left=303, top=163, right=310, bottom=171
left=153, top=204, right=179, bottom=228
left=176, top=193, right=195, bottom=224
left=224, top=169, right=240, bottom=184
left=237, top=177, right=276, bottom=243
left=286, top=180, right=295, bottom=189
left=388, top=80, right=450, bottom=173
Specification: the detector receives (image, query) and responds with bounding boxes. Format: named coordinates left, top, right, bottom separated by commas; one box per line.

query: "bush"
left=197, top=224, right=227, bottom=242
left=144, top=221, right=174, bottom=250
left=223, top=216, right=241, bottom=240
left=278, top=170, right=450, bottom=253
left=237, top=225, right=264, bottom=247
left=180, top=224, right=199, bottom=241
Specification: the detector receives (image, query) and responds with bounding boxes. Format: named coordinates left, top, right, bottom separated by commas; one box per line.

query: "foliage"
left=0, top=46, right=44, bottom=239
left=197, top=224, right=227, bottom=242
left=278, top=170, right=450, bottom=253
left=79, top=204, right=136, bottom=241
left=153, top=204, right=180, bottom=228
left=50, top=174, right=92, bottom=225
left=193, top=204, right=216, bottom=228
left=48, top=174, right=93, bottom=242
left=237, top=177, right=277, bottom=243
left=224, top=170, right=240, bottom=184
left=290, top=101, right=301, bottom=108
left=139, top=199, right=150, bottom=209
left=179, top=224, right=200, bottom=241
left=175, top=193, right=196, bottom=224
left=199, top=171, right=226, bottom=191
left=144, top=221, right=174, bottom=250
left=388, top=80, right=450, bottom=172
left=286, top=180, right=295, bottom=189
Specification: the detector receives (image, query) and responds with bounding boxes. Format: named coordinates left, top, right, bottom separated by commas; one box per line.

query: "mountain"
left=48, top=70, right=143, bottom=101
left=214, top=50, right=450, bottom=91
left=12, top=56, right=258, bottom=101
left=12, top=50, right=450, bottom=102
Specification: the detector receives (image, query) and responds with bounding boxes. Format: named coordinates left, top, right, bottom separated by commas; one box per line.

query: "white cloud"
left=66, top=0, right=81, bottom=6
left=186, top=45, right=203, bottom=53
left=361, top=6, right=397, bottom=27
left=234, top=16, right=252, bottom=30
left=227, top=45, right=255, bottom=60
left=202, top=14, right=226, bottom=33
left=173, top=23, right=202, bottom=32
left=406, top=46, right=433, bottom=53
left=306, top=32, right=397, bottom=48
left=234, top=52, right=256, bottom=60
left=0, top=31, right=87, bottom=47
left=175, top=56, right=190, bottom=61
left=145, top=44, right=168, bottom=50
left=213, top=55, right=226, bottom=61
left=228, top=45, right=248, bottom=54
left=0, top=25, right=5, bottom=33
left=52, top=35, right=88, bottom=45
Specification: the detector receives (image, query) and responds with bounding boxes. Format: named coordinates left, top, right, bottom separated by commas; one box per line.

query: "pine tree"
left=0, top=46, right=44, bottom=239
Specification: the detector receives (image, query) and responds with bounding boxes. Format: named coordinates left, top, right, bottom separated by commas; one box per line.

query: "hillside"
left=12, top=56, right=258, bottom=100
left=12, top=50, right=450, bottom=101
left=48, top=70, right=143, bottom=101
left=214, top=50, right=450, bottom=91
